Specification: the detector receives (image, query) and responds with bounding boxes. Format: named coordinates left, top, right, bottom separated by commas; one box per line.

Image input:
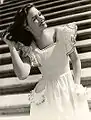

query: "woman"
left=2, top=3, right=91, bottom=120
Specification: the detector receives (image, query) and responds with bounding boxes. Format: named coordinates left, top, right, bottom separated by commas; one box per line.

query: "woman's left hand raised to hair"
left=2, top=32, right=17, bottom=48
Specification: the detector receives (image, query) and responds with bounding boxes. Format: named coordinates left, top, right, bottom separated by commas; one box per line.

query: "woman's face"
left=27, top=6, right=47, bottom=36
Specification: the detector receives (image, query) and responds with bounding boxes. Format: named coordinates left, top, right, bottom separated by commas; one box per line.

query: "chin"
left=41, top=25, right=47, bottom=31
left=43, top=24, right=47, bottom=29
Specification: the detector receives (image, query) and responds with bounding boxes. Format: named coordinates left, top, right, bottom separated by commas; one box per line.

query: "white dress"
left=17, top=23, right=91, bottom=120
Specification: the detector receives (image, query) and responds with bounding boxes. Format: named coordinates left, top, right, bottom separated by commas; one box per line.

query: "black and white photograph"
left=0, top=0, right=91, bottom=120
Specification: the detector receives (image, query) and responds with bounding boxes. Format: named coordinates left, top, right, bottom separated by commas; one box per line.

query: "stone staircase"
left=0, top=0, right=91, bottom=119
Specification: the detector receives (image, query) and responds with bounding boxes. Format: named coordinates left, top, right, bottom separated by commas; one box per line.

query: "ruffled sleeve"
left=64, top=22, right=77, bottom=55
left=16, top=42, right=39, bottom=67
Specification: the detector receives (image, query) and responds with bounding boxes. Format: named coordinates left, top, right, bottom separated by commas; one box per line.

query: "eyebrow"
left=32, top=15, right=36, bottom=18
left=32, top=15, right=37, bottom=20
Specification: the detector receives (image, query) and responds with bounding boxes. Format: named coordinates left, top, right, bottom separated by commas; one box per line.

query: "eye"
left=32, top=16, right=37, bottom=22
left=38, top=12, right=42, bottom=16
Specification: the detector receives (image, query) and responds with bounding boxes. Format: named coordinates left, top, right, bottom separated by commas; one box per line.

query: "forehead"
left=28, top=7, right=39, bottom=17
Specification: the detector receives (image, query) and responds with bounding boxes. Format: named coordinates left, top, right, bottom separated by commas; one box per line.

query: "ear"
left=25, top=26, right=30, bottom=31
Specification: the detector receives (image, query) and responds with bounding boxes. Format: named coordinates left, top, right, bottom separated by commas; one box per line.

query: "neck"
left=32, top=29, right=46, bottom=42
left=34, top=28, right=55, bottom=50
left=33, top=28, right=47, bottom=43
left=34, top=33, right=42, bottom=41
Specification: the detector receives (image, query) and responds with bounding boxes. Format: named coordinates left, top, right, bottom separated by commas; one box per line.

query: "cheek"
left=34, top=20, right=39, bottom=26
left=42, top=15, right=45, bottom=20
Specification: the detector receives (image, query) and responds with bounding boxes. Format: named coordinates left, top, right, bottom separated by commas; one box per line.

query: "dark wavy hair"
left=3, top=3, right=35, bottom=46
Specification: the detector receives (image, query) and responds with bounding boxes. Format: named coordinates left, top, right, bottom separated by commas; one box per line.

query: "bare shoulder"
left=45, top=27, right=55, bottom=32
left=46, top=26, right=64, bottom=39
left=47, top=26, right=61, bottom=30
left=46, top=26, right=63, bottom=35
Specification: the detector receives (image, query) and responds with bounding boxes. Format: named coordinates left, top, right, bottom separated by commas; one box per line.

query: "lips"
left=39, top=20, right=46, bottom=26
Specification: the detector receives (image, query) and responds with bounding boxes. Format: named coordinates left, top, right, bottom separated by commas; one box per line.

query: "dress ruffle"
left=29, top=89, right=46, bottom=105
left=75, top=84, right=91, bottom=101
left=15, top=41, right=39, bottom=67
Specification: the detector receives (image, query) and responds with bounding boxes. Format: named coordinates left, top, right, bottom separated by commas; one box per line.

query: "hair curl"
left=3, top=3, right=35, bottom=46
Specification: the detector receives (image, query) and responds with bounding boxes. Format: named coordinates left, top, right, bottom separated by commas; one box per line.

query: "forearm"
left=2, top=32, right=30, bottom=79
left=9, top=46, right=31, bottom=80
left=72, top=57, right=81, bottom=84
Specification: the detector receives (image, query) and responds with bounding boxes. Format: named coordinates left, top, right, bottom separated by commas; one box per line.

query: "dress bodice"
left=33, top=37, right=70, bottom=80
left=16, top=22, right=77, bottom=80
left=32, top=23, right=77, bottom=79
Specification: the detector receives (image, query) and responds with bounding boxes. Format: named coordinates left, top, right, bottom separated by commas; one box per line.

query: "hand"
left=7, top=40, right=16, bottom=48
left=3, top=33, right=16, bottom=48
left=75, top=84, right=87, bottom=96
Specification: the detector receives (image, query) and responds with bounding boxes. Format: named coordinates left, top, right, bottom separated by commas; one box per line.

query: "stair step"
left=76, top=19, right=91, bottom=30
left=0, top=64, right=16, bottom=77
left=0, top=34, right=91, bottom=48
left=1, top=0, right=90, bottom=15
left=0, top=115, right=30, bottom=120
left=1, top=19, right=91, bottom=33
left=0, top=51, right=90, bottom=68
left=0, top=0, right=69, bottom=14
left=0, top=93, right=30, bottom=115
left=0, top=39, right=91, bottom=55
left=1, top=3, right=91, bottom=26
left=0, top=51, right=91, bottom=75
left=78, top=52, right=91, bottom=68
left=0, top=39, right=91, bottom=61
left=46, top=11, right=91, bottom=27
left=0, top=44, right=9, bottom=54
left=41, top=0, right=91, bottom=14
left=76, top=39, right=91, bottom=53
left=36, top=0, right=73, bottom=10
left=1, top=10, right=91, bottom=30
left=1, top=17, right=91, bottom=34
left=0, top=0, right=53, bottom=7
left=77, top=28, right=91, bottom=40
left=76, top=39, right=91, bottom=47
left=0, top=67, right=91, bottom=95
left=0, top=0, right=57, bottom=10
left=0, top=53, right=11, bottom=65
left=0, top=75, right=41, bottom=88
left=0, top=64, right=13, bottom=73
left=0, top=74, right=41, bottom=95
left=0, top=40, right=5, bottom=45
left=0, top=64, right=40, bottom=78
left=45, top=4, right=91, bottom=20
left=0, top=0, right=90, bottom=19
left=0, top=88, right=91, bottom=115
left=78, top=28, right=91, bottom=35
